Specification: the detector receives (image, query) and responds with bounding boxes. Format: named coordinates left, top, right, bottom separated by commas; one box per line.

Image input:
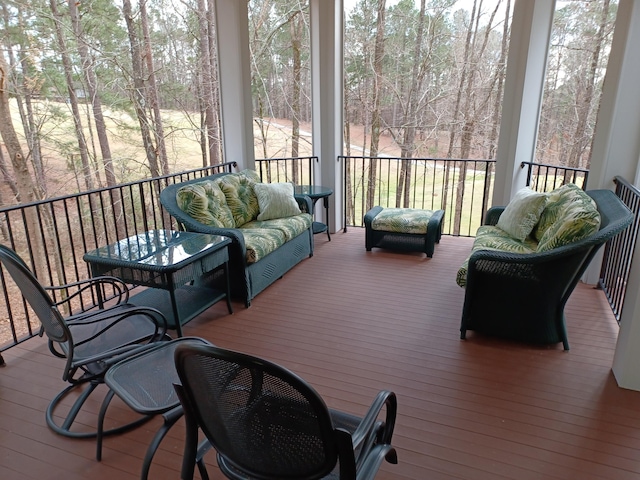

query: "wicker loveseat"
left=457, top=184, right=633, bottom=350
left=160, top=170, right=314, bottom=307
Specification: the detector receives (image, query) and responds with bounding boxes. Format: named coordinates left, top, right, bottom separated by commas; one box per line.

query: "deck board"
left=2, top=229, right=640, bottom=479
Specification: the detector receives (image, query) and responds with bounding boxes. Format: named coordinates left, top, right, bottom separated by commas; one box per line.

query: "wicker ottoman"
left=364, top=206, right=444, bottom=257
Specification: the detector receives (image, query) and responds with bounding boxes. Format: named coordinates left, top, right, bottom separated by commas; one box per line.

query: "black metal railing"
left=0, top=162, right=237, bottom=362
left=521, top=161, right=590, bottom=192
left=338, top=156, right=495, bottom=236
left=600, top=176, right=640, bottom=322
left=255, top=156, right=317, bottom=185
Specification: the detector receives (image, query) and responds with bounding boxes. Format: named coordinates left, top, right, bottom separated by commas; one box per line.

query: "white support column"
left=582, top=0, right=640, bottom=286
left=310, top=0, right=343, bottom=232
left=587, top=0, right=640, bottom=190
left=214, top=0, right=255, bottom=170
left=493, top=0, right=555, bottom=206
left=601, top=0, right=640, bottom=391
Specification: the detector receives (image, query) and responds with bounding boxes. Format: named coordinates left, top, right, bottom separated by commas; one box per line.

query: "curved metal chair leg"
left=47, top=380, right=153, bottom=451
left=140, top=406, right=184, bottom=480
left=46, top=381, right=100, bottom=438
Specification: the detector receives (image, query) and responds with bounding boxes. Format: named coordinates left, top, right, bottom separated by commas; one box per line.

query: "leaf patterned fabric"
left=240, top=228, right=286, bottom=264
left=217, top=173, right=260, bottom=227
left=536, top=187, right=600, bottom=252
left=175, top=180, right=235, bottom=228
left=243, top=213, right=313, bottom=242
left=456, top=226, right=538, bottom=287
left=371, top=208, right=436, bottom=234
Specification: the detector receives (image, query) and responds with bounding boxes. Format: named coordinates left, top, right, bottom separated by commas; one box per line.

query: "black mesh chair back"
left=175, top=343, right=341, bottom=479
left=0, top=245, right=71, bottom=350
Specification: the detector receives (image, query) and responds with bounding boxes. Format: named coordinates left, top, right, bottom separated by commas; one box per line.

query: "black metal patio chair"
left=174, top=343, right=398, bottom=480
left=0, top=244, right=169, bottom=439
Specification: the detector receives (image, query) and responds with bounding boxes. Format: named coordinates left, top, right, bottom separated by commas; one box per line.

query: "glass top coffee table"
left=294, top=185, right=333, bottom=240
left=84, top=230, right=232, bottom=337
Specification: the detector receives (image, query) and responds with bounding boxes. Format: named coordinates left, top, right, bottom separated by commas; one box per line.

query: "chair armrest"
left=484, top=206, right=505, bottom=226
left=353, top=390, right=397, bottom=446
left=364, top=206, right=384, bottom=227
left=66, top=305, right=168, bottom=346
left=294, top=194, right=313, bottom=214
left=45, top=276, right=131, bottom=313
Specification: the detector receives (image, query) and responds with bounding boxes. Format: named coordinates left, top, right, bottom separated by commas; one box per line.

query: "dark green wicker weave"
left=460, top=189, right=633, bottom=350
left=364, top=206, right=445, bottom=258
left=160, top=173, right=314, bottom=307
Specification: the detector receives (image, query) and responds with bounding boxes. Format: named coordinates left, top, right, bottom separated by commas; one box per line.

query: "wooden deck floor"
left=2, top=229, right=640, bottom=480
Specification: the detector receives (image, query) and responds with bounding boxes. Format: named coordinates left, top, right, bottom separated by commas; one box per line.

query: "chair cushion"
left=254, top=182, right=302, bottom=221
left=536, top=190, right=600, bottom=252
left=243, top=214, right=312, bottom=242
left=371, top=208, right=436, bottom=234
left=496, top=187, right=548, bottom=242
left=175, top=180, right=235, bottom=228
left=456, top=225, right=538, bottom=287
left=217, top=173, right=260, bottom=227
left=239, top=228, right=287, bottom=264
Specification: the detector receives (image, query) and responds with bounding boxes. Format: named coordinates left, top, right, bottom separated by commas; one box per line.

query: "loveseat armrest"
left=294, top=194, right=313, bottom=215
left=484, top=206, right=505, bottom=226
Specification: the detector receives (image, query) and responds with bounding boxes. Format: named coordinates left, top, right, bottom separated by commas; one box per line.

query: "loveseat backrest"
left=160, top=172, right=235, bottom=232
left=586, top=189, right=633, bottom=247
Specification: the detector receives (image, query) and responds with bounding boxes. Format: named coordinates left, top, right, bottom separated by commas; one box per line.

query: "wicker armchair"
left=460, top=189, right=633, bottom=350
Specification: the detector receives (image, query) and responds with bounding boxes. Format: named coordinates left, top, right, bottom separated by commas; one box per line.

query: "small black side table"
left=98, top=336, right=212, bottom=479
left=84, top=230, right=232, bottom=337
left=294, top=185, right=333, bottom=241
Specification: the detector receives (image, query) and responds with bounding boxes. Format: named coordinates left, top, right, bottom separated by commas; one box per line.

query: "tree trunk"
left=367, top=0, right=386, bottom=212
left=572, top=0, right=610, bottom=170
left=196, top=0, right=217, bottom=166
left=0, top=53, right=44, bottom=274
left=69, top=0, right=125, bottom=238
left=207, top=0, right=222, bottom=164
left=290, top=10, right=302, bottom=183
left=49, top=0, right=94, bottom=193
left=397, top=0, right=427, bottom=208
left=140, top=0, right=169, bottom=175
left=123, top=0, right=160, bottom=177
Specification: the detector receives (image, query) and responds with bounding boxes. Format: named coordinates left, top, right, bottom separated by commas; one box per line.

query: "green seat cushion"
left=175, top=180, right=235, bottom=228
left=372, top=208, right=436, bottom=234
left=217, top=173, right=260, bottom=227
left=243, top=213, right=313, bottom=242
left=456, top=225, right=538, bottom=288
left=239, top=228, right=287, bottom=264
left=496, top=187, right=548, bottom=241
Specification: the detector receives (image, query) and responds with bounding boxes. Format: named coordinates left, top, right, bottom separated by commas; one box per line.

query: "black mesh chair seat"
left=174, top=344, right=398, bottom=480
left=0, top=245, right=169, bottom=439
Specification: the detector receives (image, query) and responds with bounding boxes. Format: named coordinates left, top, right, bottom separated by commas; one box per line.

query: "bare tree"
left=123, top=0, right=160, bottom=177
left=49, top=0, right=94, bottom=192
left=140, top=0, right=169, bottom=175
left=366, top=0, right=386, bottom=212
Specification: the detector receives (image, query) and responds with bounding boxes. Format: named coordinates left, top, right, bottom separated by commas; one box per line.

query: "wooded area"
left=0, top=0, right=617, bottom=209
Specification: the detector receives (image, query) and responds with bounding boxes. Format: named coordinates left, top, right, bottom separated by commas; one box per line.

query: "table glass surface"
left=84, top=230, right=228, bottom=269
left=294, top=185, right=333, bottom=198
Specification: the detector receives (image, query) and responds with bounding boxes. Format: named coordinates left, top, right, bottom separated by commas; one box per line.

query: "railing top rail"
left=614, top=176, right=640, bottom=196
left=0, top=162, right=238, bottom=214
left=258, top=156, right=318, bottom=162
left=338, top=155, right=496, bottom=163
left=520, top=161, right=589, bottom=174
